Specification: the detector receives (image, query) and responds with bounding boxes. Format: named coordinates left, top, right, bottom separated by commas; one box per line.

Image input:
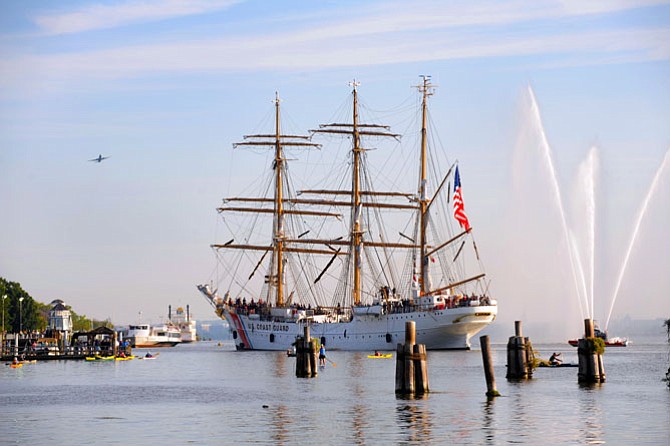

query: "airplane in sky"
left=88, top=154, right=110, bottom=163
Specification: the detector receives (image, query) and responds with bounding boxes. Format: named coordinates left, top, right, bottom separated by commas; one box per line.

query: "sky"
left=1, top=0, right=669, bottom=340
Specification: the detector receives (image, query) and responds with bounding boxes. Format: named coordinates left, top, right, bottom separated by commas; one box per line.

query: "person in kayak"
left=549, top=352, right=562, bottom=365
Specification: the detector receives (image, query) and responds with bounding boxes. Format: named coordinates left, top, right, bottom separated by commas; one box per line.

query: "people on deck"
left=319, top=344, right=326, bottom=366
left=549, top=352, right=562, bottom=365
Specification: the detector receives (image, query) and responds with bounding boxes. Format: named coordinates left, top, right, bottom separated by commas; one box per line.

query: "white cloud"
left=33, top=0, right=242, bottom=35
left=3, top=25, right=667, bottom=86
left=1, top=0, right=667, bottom=94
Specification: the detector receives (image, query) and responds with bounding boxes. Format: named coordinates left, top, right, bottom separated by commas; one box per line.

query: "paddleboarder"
left=319, top=344, right=326, bottom=366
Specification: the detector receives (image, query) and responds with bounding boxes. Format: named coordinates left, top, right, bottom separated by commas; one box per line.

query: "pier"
left=1, top=327, right=129, bottom=362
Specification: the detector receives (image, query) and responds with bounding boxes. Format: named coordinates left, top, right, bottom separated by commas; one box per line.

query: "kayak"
left=10, top=363, right=23, bottom=368
left=86, top=355, right=115, bottom=361
left=115, top=355, right=135, bottom=361
left=367, top=354, right=393, bottom=359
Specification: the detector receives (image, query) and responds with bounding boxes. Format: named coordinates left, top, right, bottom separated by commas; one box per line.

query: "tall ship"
left=199, top=77, right=497, bottom=351
left=170, top=305, right=197, bottom=343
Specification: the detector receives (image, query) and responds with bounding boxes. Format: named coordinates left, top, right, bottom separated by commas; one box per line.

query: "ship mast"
left=351, top=81, right=363, bottom=306
left=213, top=93, right=324, bottom=307
left=273, top=93, right=286, bottom=306
left=418, top=75, right=434, bottom=295
left=311, top=81, right=400, bottom=305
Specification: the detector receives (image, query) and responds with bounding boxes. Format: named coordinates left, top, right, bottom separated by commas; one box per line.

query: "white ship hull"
left=179, top=327, right=197, bottom=343
left=132, top=337, right=181, bottom=348
left=224, top=305, right=496, bottom=351
left=126, top=323, right=182, bottom=348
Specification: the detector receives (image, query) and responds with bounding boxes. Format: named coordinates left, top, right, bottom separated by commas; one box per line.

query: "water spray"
left=528, top=86, right=590, bottom=318
left=605, top=147, right=670, bottom=329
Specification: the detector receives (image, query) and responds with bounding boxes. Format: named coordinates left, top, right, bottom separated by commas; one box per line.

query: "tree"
left=1, top=277, right=114, bottom=334
left=0, top=278, right=41, bottom=333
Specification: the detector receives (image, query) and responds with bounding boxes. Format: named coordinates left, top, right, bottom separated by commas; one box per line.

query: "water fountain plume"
left=587, top=148, right=598, bottom=319
left=527, top=85, right=590, bottom=317
left=604, top=146, right=670, bottom=329
left=568, top=231, right=588, bottom=319
left=575, top=146, right=599, bottom=319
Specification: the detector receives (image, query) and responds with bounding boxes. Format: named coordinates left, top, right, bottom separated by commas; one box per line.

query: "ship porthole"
left=386, top=333, right=392, bottom=343
left=320, top=336, right=326, bottom=346
left=232, top=330, right=238, bottom=340
left=270, top=333, right=275, bottom=343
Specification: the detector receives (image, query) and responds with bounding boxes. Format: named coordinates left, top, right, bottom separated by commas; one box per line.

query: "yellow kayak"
left=86, top=355, right=115, bottom=361
left=367, top=353, right=393, bottom=359
left=115, top=355, right=135, bottom=361
left=10, top=363, right=24, bottom=368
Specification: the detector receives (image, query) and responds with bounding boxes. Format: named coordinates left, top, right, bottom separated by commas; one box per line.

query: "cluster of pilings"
left=480, top=319, right=605, bottom=394
left=395, top=321, right=429, bottom=395
left=295, top=326, right=319, bottom=378
left=506, top=321, right=535, bottom=379
left=578, top=318, right=606, bottom=383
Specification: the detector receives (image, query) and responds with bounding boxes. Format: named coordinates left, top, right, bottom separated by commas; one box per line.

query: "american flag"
left=453, top=166, right=471, bottom=231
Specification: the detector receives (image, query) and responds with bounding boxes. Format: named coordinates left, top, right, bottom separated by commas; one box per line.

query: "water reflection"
left=395, top=395, right=433, bottom=444
left=350, top=403, right=370, bottom=446
left=508, top=381, right=535, bottom=444
left=481, top=398, right=496, bottom=445
left=349, top=352, right=365, bottom=378
left=578, top=384, right=604, bottom=445
left=269, top=404, right=291, bottom=445
left=344, top=353, right=370, bottom=445
left=273, top=350, right=287, bottom=378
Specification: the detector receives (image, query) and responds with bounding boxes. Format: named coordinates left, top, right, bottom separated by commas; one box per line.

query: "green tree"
left=0, top=278, right=41, bottom=333
left=1, top=277, right=114, bottom=334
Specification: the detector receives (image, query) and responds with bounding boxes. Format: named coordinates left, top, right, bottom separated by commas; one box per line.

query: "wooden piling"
left=395, top=343, right=404, bottom=391
left=309, top=338, right=318, bottom=376
left=480, top=335, right=500, bottom=398
left=295, top=325, right=318, bottom=378
left=414, top=344, right=429, bottom=394
left=395, top=321, right=429, bottom=395
left=578, top=318, right=605, bottom=383
left=403, top=343, right=415, bottom=394
left=506, top=321, right=532, bottom=379
left=405, top=320, right=416, bottom=344
left=584, top=318, right=594, bottom=338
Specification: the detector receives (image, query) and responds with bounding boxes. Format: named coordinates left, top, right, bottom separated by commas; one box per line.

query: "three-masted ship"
left=199, top=77, right=497, bottom=350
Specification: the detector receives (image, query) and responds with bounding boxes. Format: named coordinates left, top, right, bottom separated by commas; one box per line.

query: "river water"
left=1, top=340, right=669, bottom=445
